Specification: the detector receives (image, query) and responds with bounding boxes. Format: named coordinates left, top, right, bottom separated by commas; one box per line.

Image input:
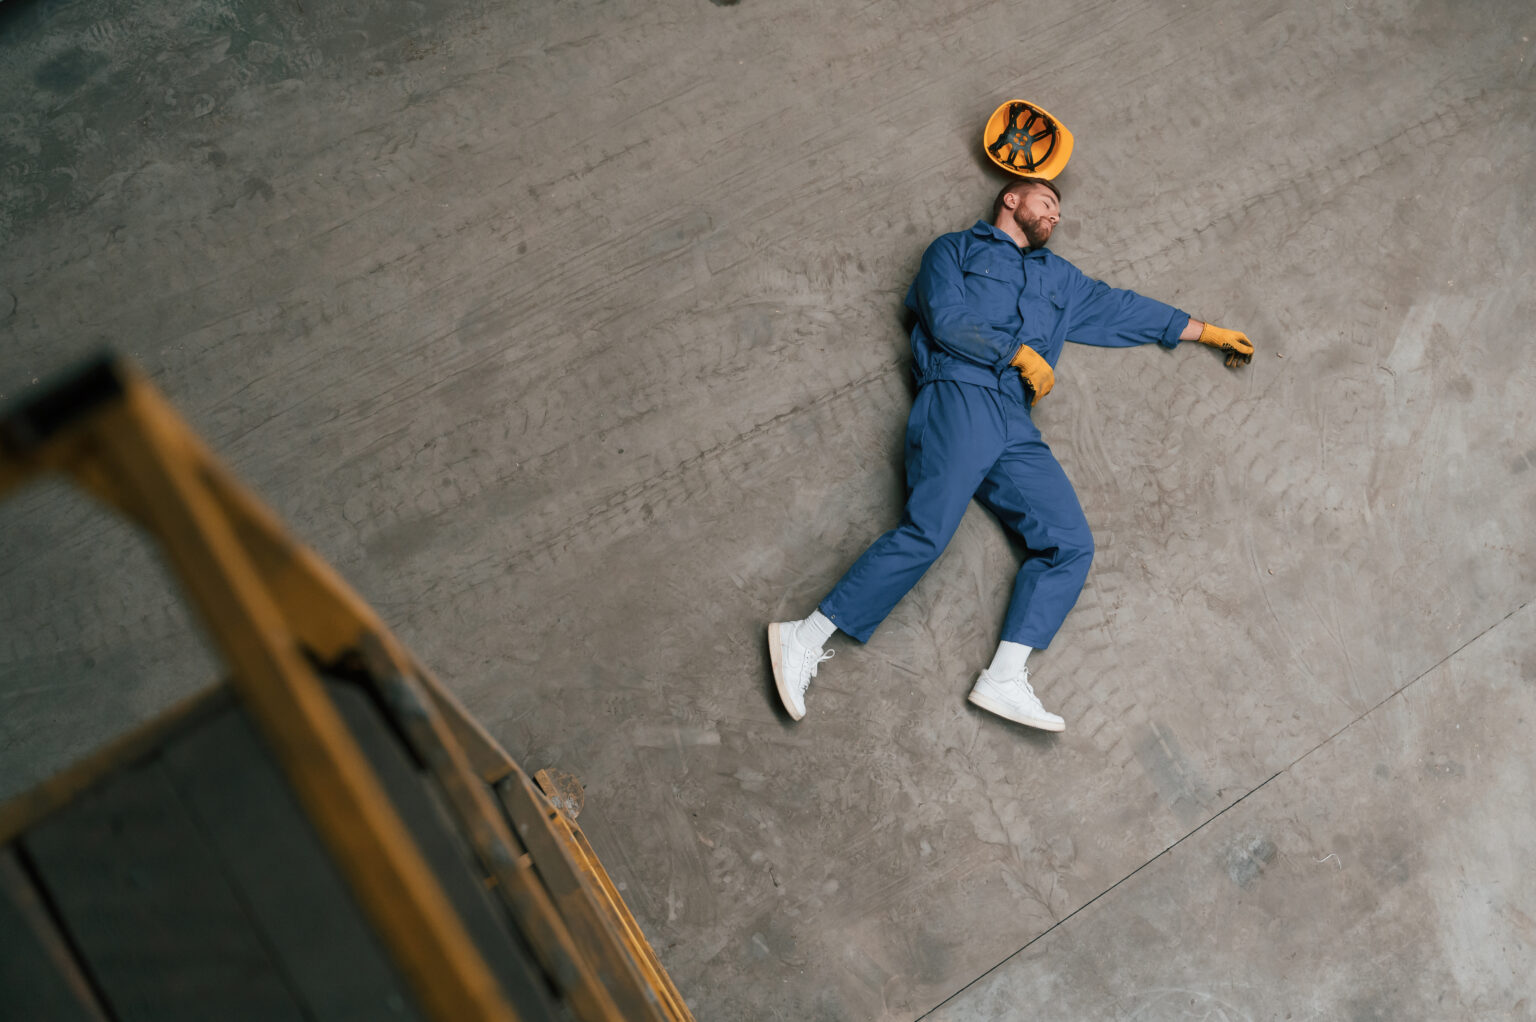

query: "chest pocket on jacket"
left=1014, top=280, right=1069, bottom=348
left=1031, top=272, right=1068, bottom=314
left=959, top=250, right=1022, bottom=326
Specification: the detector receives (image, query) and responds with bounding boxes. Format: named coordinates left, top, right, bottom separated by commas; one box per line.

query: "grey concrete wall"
left=2, top=0, right=1533, bottom=1019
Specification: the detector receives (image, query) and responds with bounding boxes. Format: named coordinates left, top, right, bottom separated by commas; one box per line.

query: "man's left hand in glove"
left=1186, top=320, right=1254, bottom=368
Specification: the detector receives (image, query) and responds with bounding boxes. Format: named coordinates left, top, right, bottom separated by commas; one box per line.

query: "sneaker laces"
left=796, top=648, right=834, bottom=695
left=1004, top=671, right=1040, bottom=705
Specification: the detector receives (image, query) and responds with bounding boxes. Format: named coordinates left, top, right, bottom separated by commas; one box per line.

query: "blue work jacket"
left=905, top=220, right=1191, bottom=392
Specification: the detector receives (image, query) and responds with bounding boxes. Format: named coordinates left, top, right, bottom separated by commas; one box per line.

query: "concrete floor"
left=2, top=0, right=1533, bottom=1018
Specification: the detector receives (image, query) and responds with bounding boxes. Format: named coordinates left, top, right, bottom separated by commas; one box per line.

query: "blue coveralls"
left=819, top=220, right=1191, bottom=649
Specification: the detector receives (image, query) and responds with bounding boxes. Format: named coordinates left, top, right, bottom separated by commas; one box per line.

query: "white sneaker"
left=967, top=668, right=1064, bottom=732
left=768, top=621, right=833, bottom=720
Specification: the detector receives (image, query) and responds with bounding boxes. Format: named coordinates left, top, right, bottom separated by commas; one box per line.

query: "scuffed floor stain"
left=1135, top=722, right=1212, bottom=828
left=1223, top=835, right=1277, bottom=888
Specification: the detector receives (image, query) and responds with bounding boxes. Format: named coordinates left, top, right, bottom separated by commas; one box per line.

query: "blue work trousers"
left=819, top=380, right=1094, bottom=649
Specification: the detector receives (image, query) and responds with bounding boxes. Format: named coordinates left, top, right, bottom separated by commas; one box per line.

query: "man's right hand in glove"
left=1010, top=344, right=1055, bottom=401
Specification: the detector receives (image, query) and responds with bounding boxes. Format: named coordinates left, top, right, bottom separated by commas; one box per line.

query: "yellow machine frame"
left=0, top=356, right=693, bottom=1022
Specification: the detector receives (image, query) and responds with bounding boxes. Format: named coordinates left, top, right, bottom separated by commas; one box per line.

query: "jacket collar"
left=969, top=219, right=1010, bottom=241
left=969, top=219, right=1049, bottom=255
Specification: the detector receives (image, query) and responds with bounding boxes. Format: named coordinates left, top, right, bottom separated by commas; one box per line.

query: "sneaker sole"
left=767, top=622, right=805, bottom=721
left=967, top=689, right=1064, bottom=732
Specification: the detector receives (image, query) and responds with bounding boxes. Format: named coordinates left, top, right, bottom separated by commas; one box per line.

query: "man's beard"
left=1015, top=211, right=1053, bottom=248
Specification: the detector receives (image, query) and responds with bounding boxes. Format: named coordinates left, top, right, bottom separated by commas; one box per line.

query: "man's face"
left=1011, top=184, right=1061, bottom=247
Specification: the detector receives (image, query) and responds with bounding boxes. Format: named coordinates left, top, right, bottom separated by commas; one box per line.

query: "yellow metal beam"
left=498, top=768, right=669, bottom=1021
left=540, top=788, right=696, bottom=1022
left=189, top=424, right=517, bottom=785
left=358, top=640, right=626, bottom=1022
left=78, top=369, right=521, bottom=1022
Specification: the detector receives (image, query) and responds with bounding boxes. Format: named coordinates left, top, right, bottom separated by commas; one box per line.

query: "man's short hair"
left=992, top=177, right=1062, bottom=220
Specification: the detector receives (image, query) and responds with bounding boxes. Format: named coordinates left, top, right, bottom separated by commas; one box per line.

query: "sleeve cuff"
left=1160, top=311, right=1192, bottom=348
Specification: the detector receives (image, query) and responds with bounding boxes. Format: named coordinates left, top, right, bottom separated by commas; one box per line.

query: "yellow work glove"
left=1010, top=344, right=1055, bottom=400
left=1197, top=323, right=1254, bottom=367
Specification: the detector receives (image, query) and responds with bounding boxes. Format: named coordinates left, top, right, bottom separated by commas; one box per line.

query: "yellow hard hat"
left=983, top=99, right=1074, bottom=180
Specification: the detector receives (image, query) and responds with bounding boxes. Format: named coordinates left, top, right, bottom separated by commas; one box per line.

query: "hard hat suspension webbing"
left=986, top=102, right=1059, bottom=173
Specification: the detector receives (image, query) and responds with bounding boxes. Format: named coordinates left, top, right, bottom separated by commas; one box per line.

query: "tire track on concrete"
left=1095, top=84, right=1515, bottom=287
left=433, top=359, right=907, bottom=586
